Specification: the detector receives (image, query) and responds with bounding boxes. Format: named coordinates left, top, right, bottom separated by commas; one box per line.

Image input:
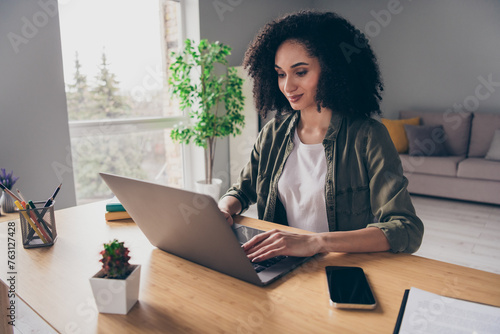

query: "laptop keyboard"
left=252, top=256, right=287, bottom=273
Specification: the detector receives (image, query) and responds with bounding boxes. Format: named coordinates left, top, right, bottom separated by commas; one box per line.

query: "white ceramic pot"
left=89, top=264, right=141, bottom=315
left=195, top=178, right=222, bottom=201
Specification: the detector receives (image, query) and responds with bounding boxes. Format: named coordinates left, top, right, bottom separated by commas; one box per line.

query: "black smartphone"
left=325, top=266, right=376, bottom=309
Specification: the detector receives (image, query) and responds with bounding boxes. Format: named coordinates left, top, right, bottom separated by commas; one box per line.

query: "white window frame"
left=68, top=0, right=204, bottom=191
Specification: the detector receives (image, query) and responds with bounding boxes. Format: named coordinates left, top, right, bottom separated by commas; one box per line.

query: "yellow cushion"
left=381, top=117, right=421, bottom=153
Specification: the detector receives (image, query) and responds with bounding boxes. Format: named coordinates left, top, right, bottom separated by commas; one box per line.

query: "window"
left=59, top=0, right=185, bottom=204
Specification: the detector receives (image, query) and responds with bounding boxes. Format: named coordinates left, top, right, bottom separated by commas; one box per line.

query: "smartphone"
left=325, top=266, right=376, bottom=309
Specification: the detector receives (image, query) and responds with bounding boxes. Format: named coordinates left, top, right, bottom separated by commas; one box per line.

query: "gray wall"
left=198, top=0, right=500, bottom=119
left=313, top=0, right=500, bottom=118
left=0, top=0, right=77, bottom=209
left=198, top=0, right=314, bottom=66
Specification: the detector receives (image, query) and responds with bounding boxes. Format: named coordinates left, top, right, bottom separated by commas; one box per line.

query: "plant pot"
left=89, top=264, right=141, bottom=315
left=1, top=191, right=16, bottom=213
left=195, top=178, right=222, bottom=201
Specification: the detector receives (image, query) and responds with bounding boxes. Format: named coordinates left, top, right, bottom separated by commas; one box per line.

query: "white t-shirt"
left=277, top=129, right=329, bottom=233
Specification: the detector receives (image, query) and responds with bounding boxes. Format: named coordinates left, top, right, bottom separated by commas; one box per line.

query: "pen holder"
left=19, top=201, right=58, bottom=248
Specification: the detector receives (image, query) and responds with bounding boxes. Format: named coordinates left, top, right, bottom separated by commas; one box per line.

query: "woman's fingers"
left=249, top=246, right=285, bottom=263
left=242, top=229, right=280, bottom=251
left=245, top=234, right=283, bottom=261
left=243, top=230, right=320, bottom=262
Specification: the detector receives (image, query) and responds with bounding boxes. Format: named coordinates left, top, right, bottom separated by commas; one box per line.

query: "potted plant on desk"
left=168, top=39, right=245, bottom=200
left=89, top=239, right=140, bottom=314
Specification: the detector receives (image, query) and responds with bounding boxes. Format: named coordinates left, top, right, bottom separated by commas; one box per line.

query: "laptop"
left=100, top=173, right=313, bottom=286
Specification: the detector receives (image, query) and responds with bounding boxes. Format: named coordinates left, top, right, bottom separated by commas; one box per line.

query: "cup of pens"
left=0, top=182, right=61, bottom=248
left=18, top=200, right=58, bottom=248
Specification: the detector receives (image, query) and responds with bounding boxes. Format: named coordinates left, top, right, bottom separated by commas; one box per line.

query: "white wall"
left=0, top=0, right=77, bottom=209
left=229, top=67, right=259, bottom=186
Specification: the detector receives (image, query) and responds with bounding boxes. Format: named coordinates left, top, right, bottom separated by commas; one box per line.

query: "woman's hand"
left=241, top=227, right=390, bottom=262
left=218, top=196, right=242, bottom=226
left=219, top=209, right=234, bottom=226
left=242, top=229, right=322, bottom=262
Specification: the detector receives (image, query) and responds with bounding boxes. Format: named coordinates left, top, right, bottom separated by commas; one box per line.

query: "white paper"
left=399, top=287, right=500, bottom=334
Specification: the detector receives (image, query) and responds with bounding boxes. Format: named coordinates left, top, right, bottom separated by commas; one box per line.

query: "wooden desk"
left=0, top=212, right=17, bottom=223
left=1, top=202, right=499, bottom=333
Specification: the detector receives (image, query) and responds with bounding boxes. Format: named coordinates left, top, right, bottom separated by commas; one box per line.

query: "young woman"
left=218, top=10, right=423, bottom=262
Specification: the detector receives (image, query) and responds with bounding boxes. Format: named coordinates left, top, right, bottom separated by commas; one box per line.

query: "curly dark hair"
left=243, top=10, right=384, bottom=120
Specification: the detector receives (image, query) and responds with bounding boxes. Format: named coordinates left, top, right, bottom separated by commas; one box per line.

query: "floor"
left=9, top=195, right=500, bottom=332
left=410, top=195, right=500, bottom=275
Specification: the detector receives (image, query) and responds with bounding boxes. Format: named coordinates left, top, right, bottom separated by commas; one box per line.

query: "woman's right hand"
left=219, top=208, right=234, bottom=226
left=217, top=196, right=242, bottom=226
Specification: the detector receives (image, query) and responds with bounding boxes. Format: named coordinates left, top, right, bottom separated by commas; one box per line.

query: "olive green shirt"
left=222, top=111, right=424, bottom=253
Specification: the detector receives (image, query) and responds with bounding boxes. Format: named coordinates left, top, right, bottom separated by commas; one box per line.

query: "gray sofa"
left=397, top=110, right=500, bottom=205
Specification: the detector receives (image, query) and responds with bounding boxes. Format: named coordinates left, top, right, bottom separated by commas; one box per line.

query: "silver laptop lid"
left=100, top=173, right=262, bottom=286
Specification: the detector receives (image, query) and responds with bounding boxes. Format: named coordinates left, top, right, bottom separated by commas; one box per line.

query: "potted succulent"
left=0, top=168, right=19, bottom=213
left=89, top=239, right=140, bottom=314
left=168, top=39, right=245, bottom=200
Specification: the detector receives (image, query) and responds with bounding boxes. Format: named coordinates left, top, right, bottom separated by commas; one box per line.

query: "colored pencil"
left=0, top=182, right=22, bottom=202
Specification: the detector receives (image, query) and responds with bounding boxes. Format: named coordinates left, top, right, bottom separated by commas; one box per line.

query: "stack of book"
left=105, top=197, right=133, bottom=222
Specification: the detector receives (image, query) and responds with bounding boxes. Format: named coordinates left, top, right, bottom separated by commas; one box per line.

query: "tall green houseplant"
left=169, top=39, right=245, bottom=184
